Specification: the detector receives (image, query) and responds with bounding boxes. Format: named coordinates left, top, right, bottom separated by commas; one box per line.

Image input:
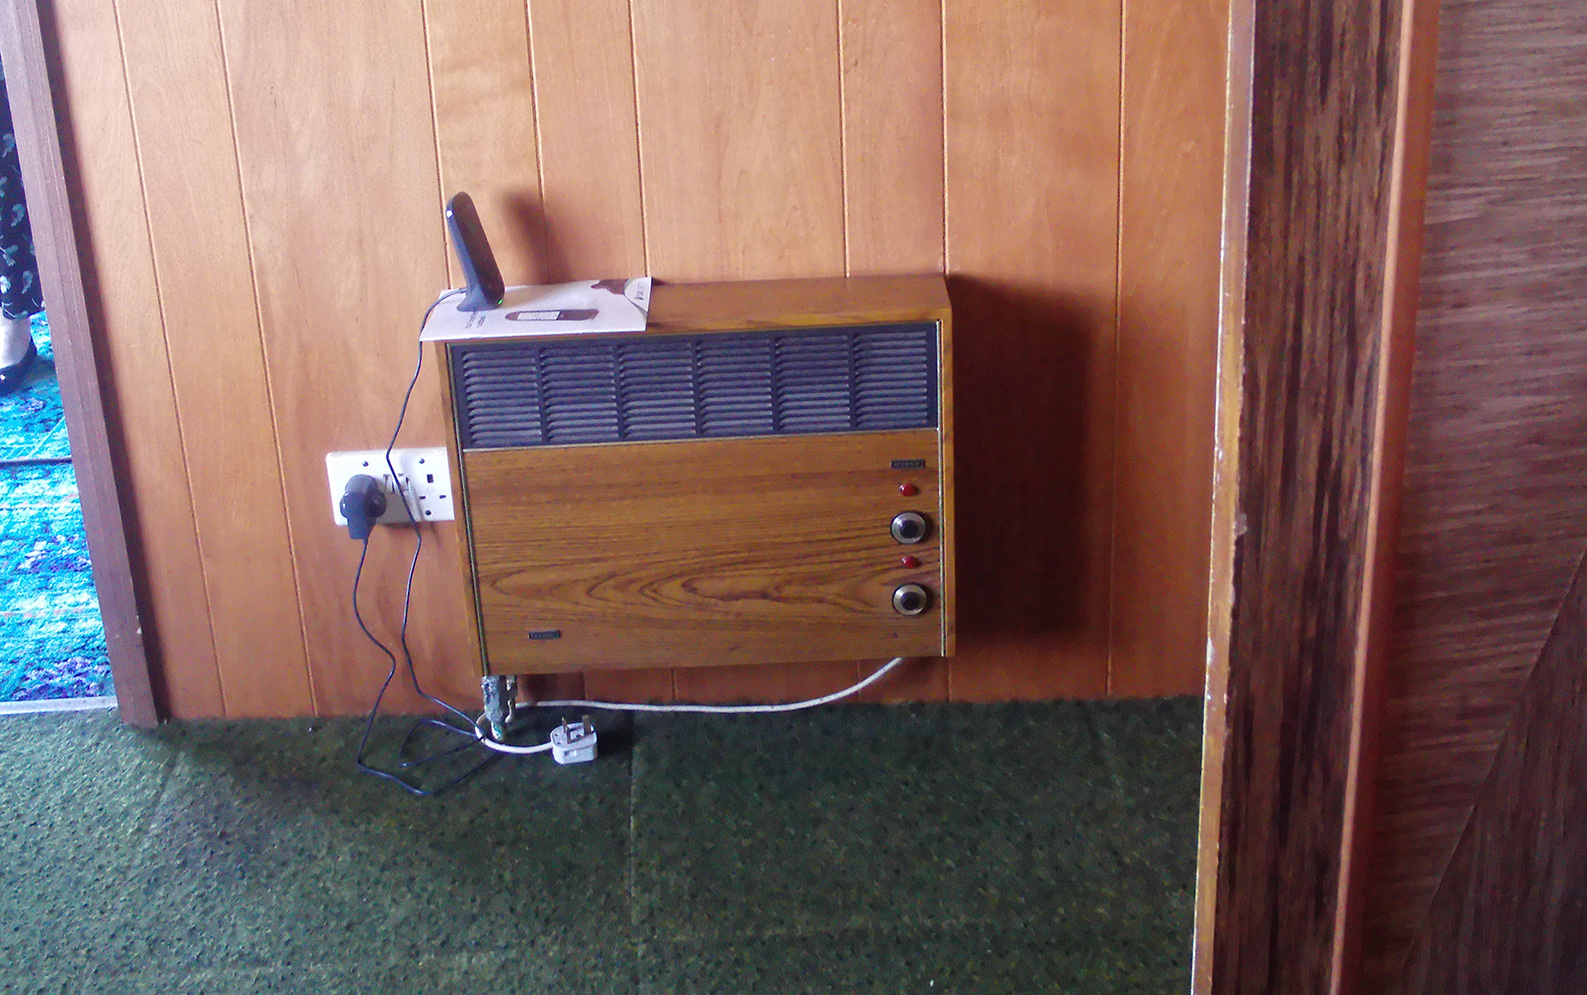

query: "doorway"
left=0, top=309, right=112, bottom=703
left=0, top=0, right=154, bottom=723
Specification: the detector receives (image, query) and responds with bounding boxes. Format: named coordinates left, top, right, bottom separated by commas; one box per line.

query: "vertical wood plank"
left=424, top=0, right=546, bottom=287
left=1192, top=0, right=1254, bottom=967
left=529, top=0, right=659, bottom=702
left=841, top=0, right=947, bottom=700
left=943, top=0, right=1121, bottom=701
left=115, top=0, right=312, bottom=718
left=1200, top=0, right=1405, bottom=989
left=840, top=0, right=943, bottom=277
left=1193, top=0, right=1256, bottom=971
left=216, top=0, right=477, bottom=716
left=627, top=0, right=850, bottom=703
left=50, top=0, right=222, bottom=718
left=426, top=0, right=586, bottom=707
left=426, top=0, right=589, bottom=708
left=1109, top=0, right=1227, bottom=697
left=526, top=0, right=647, bottom=282
left=1330, top=0, right=1439, bottom=985
left=630, top=0, right=845, bottom=281
left=0, top=0, right=157, bottom=724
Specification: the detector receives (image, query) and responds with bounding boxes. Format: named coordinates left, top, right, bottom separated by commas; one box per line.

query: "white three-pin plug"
left=549, top=716, right=597, bottom=765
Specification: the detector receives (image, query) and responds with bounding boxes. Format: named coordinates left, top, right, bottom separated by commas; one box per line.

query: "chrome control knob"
left=890, top=511, right=929, bottom=545
left=893, top=583, right=931, bottom=616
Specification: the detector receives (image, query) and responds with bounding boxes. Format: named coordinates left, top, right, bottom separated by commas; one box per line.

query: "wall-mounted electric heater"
left=427, top=275, right=954, bottom=679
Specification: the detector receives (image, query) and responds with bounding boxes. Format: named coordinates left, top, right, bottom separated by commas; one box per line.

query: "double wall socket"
left=326, top=448, right=455, bottom=526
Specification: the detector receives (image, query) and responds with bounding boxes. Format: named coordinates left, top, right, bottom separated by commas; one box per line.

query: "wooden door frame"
left=0, top=0, right=157, bottom=726
left=1195, top=0, right=1439, bottom=992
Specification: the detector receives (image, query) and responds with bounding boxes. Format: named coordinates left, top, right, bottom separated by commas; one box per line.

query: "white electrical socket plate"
left=326, top=448, right=455, bottom=526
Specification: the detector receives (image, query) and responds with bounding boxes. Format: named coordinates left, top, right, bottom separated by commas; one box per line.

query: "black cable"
left=351, top=289, right=497, bottom=796
left=382, top=304, right=480, bottom=731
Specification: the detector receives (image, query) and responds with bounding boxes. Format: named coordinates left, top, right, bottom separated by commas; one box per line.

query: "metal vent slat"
left=457, top=348, right=543, bottom=447
left=451, top=322, right=936, bottom=449
left=618, top=340, right=697, bottom=440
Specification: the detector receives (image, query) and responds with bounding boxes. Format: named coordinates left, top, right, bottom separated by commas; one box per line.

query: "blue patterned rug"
left=0, top=315, right=112, bottom=701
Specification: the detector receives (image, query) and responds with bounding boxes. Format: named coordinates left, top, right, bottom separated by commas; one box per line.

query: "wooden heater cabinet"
left=434, top=274, right=954, bottom=679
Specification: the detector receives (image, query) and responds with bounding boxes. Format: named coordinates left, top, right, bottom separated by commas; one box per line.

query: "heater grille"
left=452, top=323, right=938, bottom=450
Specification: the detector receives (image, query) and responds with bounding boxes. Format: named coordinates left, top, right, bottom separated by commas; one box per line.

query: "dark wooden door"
left=1194, top=0, right=1587, bottom=988
left=1389, top=559, right=1587, bottom=992
left=1358, top=0, right=1587, bottom=989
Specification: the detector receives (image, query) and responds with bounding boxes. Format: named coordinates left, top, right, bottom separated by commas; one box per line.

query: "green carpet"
left=0, top=697, right=1199, bottom=993
left=0, top=314, right=113, bottom=703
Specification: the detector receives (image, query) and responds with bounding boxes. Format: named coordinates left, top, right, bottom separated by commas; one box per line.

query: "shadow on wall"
left=500, top=192, right=573, bottom=285
left=948, top=275, right=1102, bottom=646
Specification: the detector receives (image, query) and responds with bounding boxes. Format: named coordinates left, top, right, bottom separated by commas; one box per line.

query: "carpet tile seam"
left=102, top=740, right=185, bottom=946
left=628, top=730, right=640, bottom=939
left=1088, top=703, right=1136, bottom=835
left=55, top=938, right=646, bottom=993
left=632, top=904, right=1164, bottom=947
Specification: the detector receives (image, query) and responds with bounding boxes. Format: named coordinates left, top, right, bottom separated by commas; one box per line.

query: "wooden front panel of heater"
left=462, top=429, right=948, bottom=673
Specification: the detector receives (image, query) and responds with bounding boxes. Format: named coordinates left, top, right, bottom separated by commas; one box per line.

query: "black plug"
left=339, top=474, right=387, bottom=540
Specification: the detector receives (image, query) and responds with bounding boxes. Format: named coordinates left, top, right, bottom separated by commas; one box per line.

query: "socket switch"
left=326, top=448, right=455, bottom=527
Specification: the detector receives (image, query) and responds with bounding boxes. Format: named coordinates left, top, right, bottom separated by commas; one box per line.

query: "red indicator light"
left=901, top=555, right=920, bottom=569
left=899, top=483, right=919, bottom=497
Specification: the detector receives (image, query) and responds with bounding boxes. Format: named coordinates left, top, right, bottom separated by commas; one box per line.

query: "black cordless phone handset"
left=445, top=192, right=505, bottom=312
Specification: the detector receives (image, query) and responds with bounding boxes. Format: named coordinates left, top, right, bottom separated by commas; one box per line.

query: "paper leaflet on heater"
left=420, top=278, right=652, bottom=342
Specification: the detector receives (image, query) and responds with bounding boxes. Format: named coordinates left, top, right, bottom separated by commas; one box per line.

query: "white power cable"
left=470, top=657, right=910, bottom=757
left=472, top=716, right=553, bottom=755
left=528, top=656, right=907, bottom=714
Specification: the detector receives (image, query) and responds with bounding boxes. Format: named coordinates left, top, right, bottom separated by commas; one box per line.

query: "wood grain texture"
left=115, top=0, right=312, bottom=718
left=523, top=0, right=654, bottom=700
left=630, top=0, right=845, bottom=281
left=581, top=666, right=673, bottom=704
left=836, top=0, right=950, bottom=700
left=943, top=0, right=1120, bottom=701
left=465, top=431, right=948, bottom=672
left=1331, top=0, right=1440, bottom=987
left=1362, top=0, right=1587, bottom=985
left=837, top=0, right=945, bottom=701
left=48, top=0, right=222, bottom=719
left=839, top=0, right=943, bottom=277
left=1193, top=0, right=1257, bottom=979
left=525, top=0, right=647, bottom=282
left=441, top=276, right=945, bottom=704
left=47, top=0, right=1233, bottom=716
left=0, top=0, right=156, bottom=724
left=649, top=274, right=951, bottom=334
left=1395, top=550, right=1587, bottom=995
left=1108, top=0, right=1226, bottom=697
left=1203, top=0, right=1404, bottom=990
left=425, top=0, right=546, bottom=287
left=216, top=0, right=477, bottom=715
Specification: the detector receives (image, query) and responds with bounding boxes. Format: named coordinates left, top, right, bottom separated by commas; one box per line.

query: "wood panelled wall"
left=48, top=0, right=1226, bottom=719
left=1361, top=0, right=1587, bottom=986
